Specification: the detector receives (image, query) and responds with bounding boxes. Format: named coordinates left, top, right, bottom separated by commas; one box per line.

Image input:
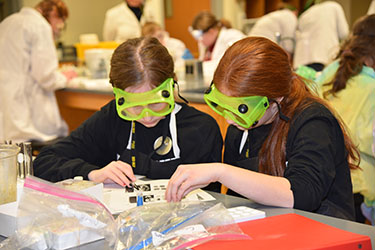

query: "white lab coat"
left=163, top=35, right=186, bottom=63
left=368, top=0, right=375, bottom=14
left=163, top=35, right=186, bottom=70
left=0, top=7, right=68, bottom=142
left=201, top=28, right=245, bottom=81
left=249, top=9, right=297, bottom=54
left=293, top=1, right=349, bottom=69
left=102, top=1, right=156, bottom=42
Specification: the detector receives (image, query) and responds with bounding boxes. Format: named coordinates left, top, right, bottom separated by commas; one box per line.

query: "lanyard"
left=245, top=135, right=250, bottom=158
left=129, top=115, right=171, bottom=169
left=131, top=121, right=136, bottom=168
left=125, top=104, right=182, bottom=168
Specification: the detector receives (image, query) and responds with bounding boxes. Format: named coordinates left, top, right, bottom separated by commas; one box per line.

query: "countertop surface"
left=64, top=77, right=209, bottom=103
left=1, top=191, right=374, bottom=249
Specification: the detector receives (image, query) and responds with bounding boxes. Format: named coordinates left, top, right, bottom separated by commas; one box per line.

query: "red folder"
left=194, top=213, right=372, bottom=250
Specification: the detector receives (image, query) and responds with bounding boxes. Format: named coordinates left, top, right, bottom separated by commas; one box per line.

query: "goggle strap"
left=270, top=99, right=290, bottom=122
left=174, top=81, right=189, bottom=104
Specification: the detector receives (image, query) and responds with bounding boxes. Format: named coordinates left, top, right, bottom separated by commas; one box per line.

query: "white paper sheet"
left=103, top=179, right=216, bottom=214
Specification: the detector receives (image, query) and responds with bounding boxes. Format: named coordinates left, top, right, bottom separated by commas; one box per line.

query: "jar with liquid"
left=0, top=144, right=19, bottom=205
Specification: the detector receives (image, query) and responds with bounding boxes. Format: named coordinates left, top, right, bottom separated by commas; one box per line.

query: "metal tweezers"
left=132, top=183, right=140, bottom=190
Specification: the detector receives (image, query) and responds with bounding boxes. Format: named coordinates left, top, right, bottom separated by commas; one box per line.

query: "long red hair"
left=214, top=37, right=359, bottom=176
left=35, top=0, right=68, bottom=21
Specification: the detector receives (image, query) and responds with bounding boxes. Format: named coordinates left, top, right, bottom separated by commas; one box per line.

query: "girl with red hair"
left=166, top=37, right=359, bottom=221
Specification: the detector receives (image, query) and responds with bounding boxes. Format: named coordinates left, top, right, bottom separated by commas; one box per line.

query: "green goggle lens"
left=113, top=78, right=175, bottom=121
left=204, top=84, right=269, bottom=128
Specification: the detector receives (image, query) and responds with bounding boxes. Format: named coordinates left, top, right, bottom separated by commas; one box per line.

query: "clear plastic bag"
left=117, top=201, right=250, bottom=250
left=0, top=176, right=117, bottom=250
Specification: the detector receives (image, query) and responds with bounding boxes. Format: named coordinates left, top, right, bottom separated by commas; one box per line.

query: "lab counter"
left=211, top=192, right=375, bottom=243
left=2, top=191, right=373, bottom=249
left=56, top=80, right=228, bottom=136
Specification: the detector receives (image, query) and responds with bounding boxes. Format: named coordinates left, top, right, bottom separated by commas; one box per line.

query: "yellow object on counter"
left=75, top=41, right=120, bottom=62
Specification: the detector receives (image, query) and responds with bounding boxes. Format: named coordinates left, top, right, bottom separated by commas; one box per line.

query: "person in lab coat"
left=293, top=0, right=349, bottom=71
left=248, top=0, right=298, bottom=56
left=316, top=14, right=375, bottom=224
left=33, top=37, right=222, bottom=193
left=165, top=37, right=359, bottom=221
left=0, top=0, right=72, bottom=143
left=103, top=0, right=156, bottom=43
left=141, top=21, right=189, bottom=72
left=189, top=11, right=245, bottom=80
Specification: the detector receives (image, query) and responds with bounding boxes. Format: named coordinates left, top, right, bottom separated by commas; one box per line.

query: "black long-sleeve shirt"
left=34, top=101, right=223, bottom=186
left=224, top=102, right=355, bottom=220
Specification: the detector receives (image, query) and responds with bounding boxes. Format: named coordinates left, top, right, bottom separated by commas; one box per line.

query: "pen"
left=126, top=211, right=202, bottom=250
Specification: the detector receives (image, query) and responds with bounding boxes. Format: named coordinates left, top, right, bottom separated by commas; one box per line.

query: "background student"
left=293, top=0, right=349, bottom=71
left=141, top=21, right=188, bottom=73
left=34, top=37, right=222, bottom=191
left=166, top=37, right=359, bottom=221
left=0, top=0, right=74, bottom=144
left=103, top=0, right=156, bottom=42
left=189, top=10, right=245, bottom=80
left=316, top=14, right=375, bottom=224
left=248, top=0, right=298, bottom=57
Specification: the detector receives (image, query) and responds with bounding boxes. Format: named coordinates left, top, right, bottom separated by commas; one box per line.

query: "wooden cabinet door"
left=164, top=0, right=210, bottom=58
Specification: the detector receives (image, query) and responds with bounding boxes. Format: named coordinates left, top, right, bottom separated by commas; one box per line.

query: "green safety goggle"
left=204, top=83, right=269, bottom=128
left=113, top=78, right=175, bottom=121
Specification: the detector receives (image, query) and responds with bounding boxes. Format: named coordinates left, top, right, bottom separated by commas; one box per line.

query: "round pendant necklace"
left=153, top=136, right=172, bottom=155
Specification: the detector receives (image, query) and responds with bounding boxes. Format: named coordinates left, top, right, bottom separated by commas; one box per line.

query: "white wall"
left=22, top=0, right=371, bottom=46
left=335, top=0, right=372, bottom=27
left=22, top=0, right=164, bottom=45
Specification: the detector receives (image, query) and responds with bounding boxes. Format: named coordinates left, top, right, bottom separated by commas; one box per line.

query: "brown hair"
left=214, top=37, right=359, bottom=176
left=191, top=11, right=231, bottom=32
left=323, top=14, right=375, bottom=98
left=109, top=37, right=174, bottom=90
left=35, top=0, right=68, bottom=21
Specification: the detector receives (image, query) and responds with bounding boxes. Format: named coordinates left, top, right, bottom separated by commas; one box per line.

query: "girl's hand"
left=165, top=163, right=222, bottom=202
left=88, top=161, right=136, bottom=187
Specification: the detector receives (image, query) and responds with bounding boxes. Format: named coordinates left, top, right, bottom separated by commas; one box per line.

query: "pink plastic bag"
left=117, top=201, right=251, bottom=250
left=0, top=176, right=117, bottom=250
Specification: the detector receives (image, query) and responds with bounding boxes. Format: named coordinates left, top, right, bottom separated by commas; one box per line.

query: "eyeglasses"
left=188, top=26, right=203, bottom=41
left=188, top=23, right=216, bottom=41
left=204, top=83, right=269, bottom=128
left=113, top=78, right=175, bottom=121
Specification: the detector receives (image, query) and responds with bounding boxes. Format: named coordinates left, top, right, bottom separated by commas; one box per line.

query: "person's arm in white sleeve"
left=103, top=12, right=116, bottom=41
left=30, top=25, right=67, bottom=91
left=282, top=14, right=298, bottom=54
left=143, top=0, right=157, bottom=23
left=368, top=0, right=375, bottom=14
left=335, top=3, right=349, bottom=41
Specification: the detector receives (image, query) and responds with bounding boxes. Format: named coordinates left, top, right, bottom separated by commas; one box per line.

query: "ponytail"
left=323, top=15, right=375, bottom=98
left=323, top=47, right=362, bottom=98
